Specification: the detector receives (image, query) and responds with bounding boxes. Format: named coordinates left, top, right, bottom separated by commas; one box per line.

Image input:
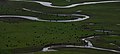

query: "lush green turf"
left=91, top=35, right=120, bottom=50
left=0, top=0, right=120, bottom=54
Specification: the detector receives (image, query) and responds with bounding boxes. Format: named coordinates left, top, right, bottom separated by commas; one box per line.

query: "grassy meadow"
left=0, top=0, right=120, bottom=54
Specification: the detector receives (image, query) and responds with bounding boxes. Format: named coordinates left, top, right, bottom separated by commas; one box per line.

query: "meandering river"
left=1, top=0, right=120, bottom=53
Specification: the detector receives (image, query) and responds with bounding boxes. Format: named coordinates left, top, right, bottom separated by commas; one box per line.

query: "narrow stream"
left=20, top=1, right=120, bottom=8
left=42, top=36, right=120, bottom=53
left=1, top=0, right=120, bottom=53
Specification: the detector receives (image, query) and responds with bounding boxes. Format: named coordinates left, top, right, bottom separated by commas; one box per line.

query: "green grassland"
left=0, top=0, right=120, bottom=54
left=90, top=35, right=120, bottom=50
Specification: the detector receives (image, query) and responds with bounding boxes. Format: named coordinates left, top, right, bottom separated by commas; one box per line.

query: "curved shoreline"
left=13, top=1, right=120, bottom=8
left=8, top=0, right=120, bottom=23
left=42, top=45, right=120, bottom=53
left=42, top=35, right=120, bottom=53
left=0, top=15, right=40, bottom=21
left=0, top=14, right=89, bottom=22
left=2, top=0, right=120, bottom=54
left=38, top=1, right=120, bottom=8
left=22, top=8, right=90, bottom=22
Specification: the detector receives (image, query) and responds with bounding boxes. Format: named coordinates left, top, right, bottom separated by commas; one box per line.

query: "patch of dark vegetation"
left=0, top=17, right=34, bottom=23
